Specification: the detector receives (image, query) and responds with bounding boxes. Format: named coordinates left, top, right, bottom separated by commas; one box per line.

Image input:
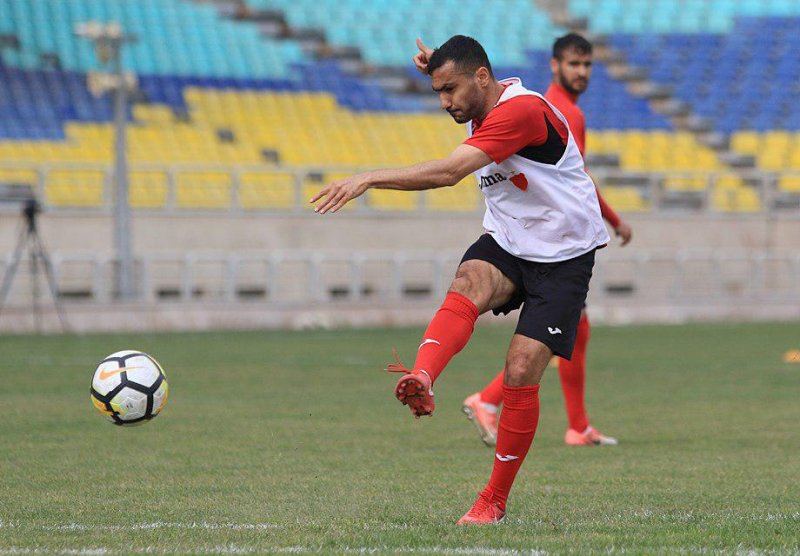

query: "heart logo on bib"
left=510, top=173, right=528, bottom=191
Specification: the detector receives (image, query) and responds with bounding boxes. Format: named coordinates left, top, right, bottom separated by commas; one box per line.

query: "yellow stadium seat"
left=45, top=169, right=105, bottom=207
left=777, top=175, right=800, bottom=192
left=598, top=186, right=649, bottom=212
left=730, top=131, right=760, bottom=154
left=663, top=174, right=708, bottom=192
left=425, top=176, right=480, bottom=211
left=130, top=171, right=169, bottom=208
left=0, top=167, right=39, bottom=186
left=175, top=171, right=231, bottom=208
left=368, top=189, right=419, bottom=211
left=238, top=171, right=297, bottom=209
left=714, top=174, right=744, bottom=189
left=711, top=186, right=761, bottom=212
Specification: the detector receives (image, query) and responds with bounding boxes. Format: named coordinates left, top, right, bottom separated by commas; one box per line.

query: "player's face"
left=430, top=61, right=484, bottom=123
left=552, top=47, right=592, bottom=95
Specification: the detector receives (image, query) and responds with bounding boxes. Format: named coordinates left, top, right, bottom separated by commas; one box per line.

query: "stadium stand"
left=249, top=0, right=561, bottom=66
left=570, top=0, right=800, bottom=34
left=569, top=0, right=800, bottom=212
left=0, top=0, right=795, bottom=214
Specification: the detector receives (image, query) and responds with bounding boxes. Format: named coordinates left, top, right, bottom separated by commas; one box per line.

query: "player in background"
left=462, top=33, right=634, bottom=448
left=311, top=35, right=610, bottom=525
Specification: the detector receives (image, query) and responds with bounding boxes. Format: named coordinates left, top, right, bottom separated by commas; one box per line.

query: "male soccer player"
left=311, top=35, right=609, bottom=525
left=462, top=33, right=633, bottom=448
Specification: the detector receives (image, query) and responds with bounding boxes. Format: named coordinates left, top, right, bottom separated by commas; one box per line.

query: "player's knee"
left=504, top=348, right=548, bottom=386
left=448, top=269, right=489, bottom=310
left=448, top=274, right=475, bottom=297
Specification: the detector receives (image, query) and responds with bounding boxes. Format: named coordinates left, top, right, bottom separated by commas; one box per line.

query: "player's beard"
left=448, top=109, right=470, bottom=123
left=559, top=73, right=588, bottom=95
left=448, top=89, right=483, bottom=123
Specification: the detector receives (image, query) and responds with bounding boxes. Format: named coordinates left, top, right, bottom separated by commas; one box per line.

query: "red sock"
left=479, top=369, right=504, bottom=406
left=559, top=313, right=590, bottom=432
left=413, top=292, right=479, bottom=383
left=481, top=384, right=540, bottom=510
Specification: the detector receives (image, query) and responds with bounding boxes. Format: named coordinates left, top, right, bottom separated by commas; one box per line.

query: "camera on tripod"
left=23, top=198, right=41, bottom=229
left=0, top=182, right=68, bottom=332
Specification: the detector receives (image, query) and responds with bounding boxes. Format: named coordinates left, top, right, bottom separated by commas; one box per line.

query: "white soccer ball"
left=90, top=350, right=169, bottom=426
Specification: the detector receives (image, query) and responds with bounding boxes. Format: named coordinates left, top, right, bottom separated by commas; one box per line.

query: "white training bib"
left=467, top=78, right=610, bottom=262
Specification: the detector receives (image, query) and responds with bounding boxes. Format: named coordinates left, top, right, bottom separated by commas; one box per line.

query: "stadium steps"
left=193, top=0, right=439, bottom=111
left=538, top=1, right=760, bottom=211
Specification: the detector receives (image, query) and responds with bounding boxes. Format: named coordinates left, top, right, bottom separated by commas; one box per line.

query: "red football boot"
left=387, top=351, right=435, bottom=418
left=456, top=493, right=505, bottom=525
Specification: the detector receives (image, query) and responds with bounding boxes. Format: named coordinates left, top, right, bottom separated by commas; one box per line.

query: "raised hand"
left=412, top=37, right=434, bottom=75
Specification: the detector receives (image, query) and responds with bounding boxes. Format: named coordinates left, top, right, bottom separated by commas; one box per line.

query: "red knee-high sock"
left=558, top=313, right=590, bottom=432
left=479, top=369, right=505, bottom=406
left=481, top=384, right=540, bottom=511
left=412, top=292, right=479, bottom=383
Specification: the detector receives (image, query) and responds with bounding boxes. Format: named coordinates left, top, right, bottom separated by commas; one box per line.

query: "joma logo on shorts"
left=479, top=173, right=507, bottom=189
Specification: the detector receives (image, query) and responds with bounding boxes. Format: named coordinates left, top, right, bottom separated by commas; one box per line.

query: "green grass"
left=1, top=322, right=799, bottom=555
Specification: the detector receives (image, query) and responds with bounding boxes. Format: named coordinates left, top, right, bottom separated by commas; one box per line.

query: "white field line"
left=0, top=521, right=280, bottom=532
left=1, top=547, right=799, bottom=556
left=1, top=512, right=797, bottom=533
left=0, top=548, right=549, bottom=556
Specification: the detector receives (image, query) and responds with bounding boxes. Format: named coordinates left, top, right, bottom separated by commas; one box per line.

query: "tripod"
left=0, top=200, right=68, bottom=332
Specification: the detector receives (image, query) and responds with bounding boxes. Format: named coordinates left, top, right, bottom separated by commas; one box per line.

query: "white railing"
left=3, top=248, right=799, bottom=306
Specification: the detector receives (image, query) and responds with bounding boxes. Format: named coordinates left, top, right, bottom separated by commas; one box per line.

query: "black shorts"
left=461, top=234, right=595, bottom=360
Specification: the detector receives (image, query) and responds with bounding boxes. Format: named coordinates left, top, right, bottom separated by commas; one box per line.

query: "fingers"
left=413, top=53, right=428, bottom=74
left=309, top=186, right=329, bottom=204
left=416, top=37, right=432, bottom=56
left=615, top=223, right=632, bottom=246
left=413, top=37, right=432, bottom=74
left=312, top=182, right=351, bottom=214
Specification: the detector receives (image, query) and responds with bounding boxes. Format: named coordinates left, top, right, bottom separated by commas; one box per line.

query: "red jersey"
left=545, top=83, right=587, bottom=156
left=465, top=86, right=569, bottom=165
left=545, top=82, right=620, bottom=228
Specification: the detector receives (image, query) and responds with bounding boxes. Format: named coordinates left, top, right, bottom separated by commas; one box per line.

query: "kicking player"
left=311, top=35, right=609, bottom=525
left=463, top=33, right=633, bottom=448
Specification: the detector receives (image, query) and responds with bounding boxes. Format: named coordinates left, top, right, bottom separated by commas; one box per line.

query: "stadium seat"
left=588, top=131, right=722, bottom=172
left=598, top=186, right=649, bottom=212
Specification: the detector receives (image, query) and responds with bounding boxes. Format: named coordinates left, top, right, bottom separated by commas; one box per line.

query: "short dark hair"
left=427, top=35, right=493, bottom=77
left=552, top=33, right=593, bottom=59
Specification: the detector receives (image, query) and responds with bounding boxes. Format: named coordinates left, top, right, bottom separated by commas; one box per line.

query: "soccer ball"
left=90, top=350, right=169, bottom=426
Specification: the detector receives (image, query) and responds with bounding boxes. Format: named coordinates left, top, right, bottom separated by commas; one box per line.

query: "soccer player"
left=462, top=33, right=633, bottom=448
left=311, top=35, right=610, bottom=525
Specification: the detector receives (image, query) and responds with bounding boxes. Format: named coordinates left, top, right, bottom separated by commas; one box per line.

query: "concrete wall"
left=1, top=210, right=799, bottom=333
left=1, top=210, right=799, bottom=255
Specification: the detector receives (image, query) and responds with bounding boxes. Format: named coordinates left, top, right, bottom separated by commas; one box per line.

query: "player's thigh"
left=503, top=334, right=553, bottom=386
left=515, top=249, right=595, bottom=360
left=449, top=259, right=516, bottom=314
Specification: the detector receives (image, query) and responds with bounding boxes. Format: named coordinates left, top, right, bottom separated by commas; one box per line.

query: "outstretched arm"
left=310, top=144, right=491, bottom=214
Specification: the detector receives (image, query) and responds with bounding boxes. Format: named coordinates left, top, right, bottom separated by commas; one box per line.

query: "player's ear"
left=476, top=66, right=491, bottom=86
left=549, top=57, right=559, bottom=74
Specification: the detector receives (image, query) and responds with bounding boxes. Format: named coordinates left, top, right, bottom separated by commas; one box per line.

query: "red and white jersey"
left=464, top=78, right=609, bottom=263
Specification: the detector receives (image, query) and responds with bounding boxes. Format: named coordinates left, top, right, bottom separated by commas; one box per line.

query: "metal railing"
left=1, top=162, right=800, bottom=214
left=3, top=248, right=799, bottom=306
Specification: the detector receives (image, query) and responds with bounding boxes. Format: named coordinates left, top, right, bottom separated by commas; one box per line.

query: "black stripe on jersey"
left=515, top=116, right=567, bottom=165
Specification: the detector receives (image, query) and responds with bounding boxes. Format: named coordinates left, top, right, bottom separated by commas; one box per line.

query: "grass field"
left=1, top=321, right=799, bottom=555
